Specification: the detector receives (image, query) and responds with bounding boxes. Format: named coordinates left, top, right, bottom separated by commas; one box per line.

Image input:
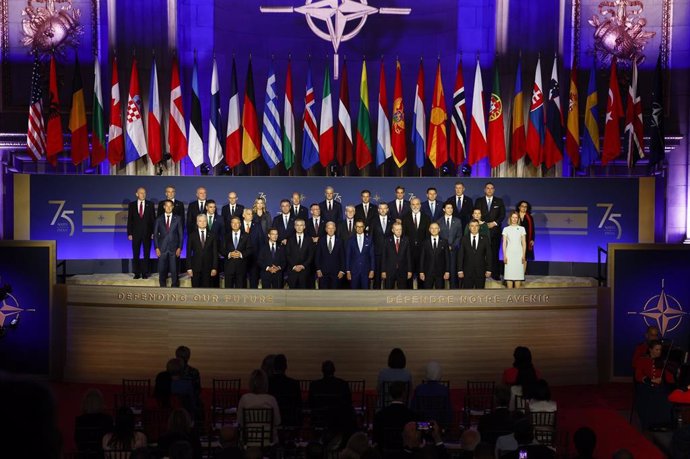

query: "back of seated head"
left=460, top=429, right=481, bottom=450
left=273, top=354, right=288, bottom=374
left=389, top=381, right=406, bottom=400
left=167, top=358, right=184, bottom=377
left=612, top=449, right=635, bottom=459
left=346, top=431, right=370, bottom=455
left=388, top=347, right=407, bottom=369
left=81, top=388, right=106, bottom=414
left=425, top=361, right=442, bottom=382
left=249, top=369, right=269, bottom=394
left=168, top=440, right=193, bottom=459
left=494, top=385, right=511, bottom=407
left=175, top=346, right=191, bottom=364
left=322, top=360, right=336, bottom=377
left=573, top=426, right=596, bottom=456
left=512, top=418, right=534, bottom=445
left=261, top=354, right=276, bottom=378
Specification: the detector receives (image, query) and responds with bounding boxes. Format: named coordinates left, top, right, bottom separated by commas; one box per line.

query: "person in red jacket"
left=634, top=340, right=674, bottom=431
left=632, top=325, right=660, bottom=369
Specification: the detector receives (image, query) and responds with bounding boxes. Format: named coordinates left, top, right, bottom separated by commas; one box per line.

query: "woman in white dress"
left=502, top=211, right=526, bottom=288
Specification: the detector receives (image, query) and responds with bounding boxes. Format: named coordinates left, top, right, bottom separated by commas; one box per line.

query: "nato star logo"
left=0, top=291, right=35, bottom=330
left=628, top=279, right=687, bottom=335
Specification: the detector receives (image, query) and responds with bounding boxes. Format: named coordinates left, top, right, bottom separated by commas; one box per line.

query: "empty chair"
left=211, top=378, right=242, bottom=429
left=464, top=380, right=495, bottom=427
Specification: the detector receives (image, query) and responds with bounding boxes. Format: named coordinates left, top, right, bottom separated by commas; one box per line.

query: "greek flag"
left=261, top=64, right=283, bottom=169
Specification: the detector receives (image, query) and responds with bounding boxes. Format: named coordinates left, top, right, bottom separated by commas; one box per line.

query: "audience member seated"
left=373, top=382, right=419, bottom=452
left=410, top=361, right=452, bottom=429
left=478, top=386, right=520, bottom=445
left=102, top=407, right=148, bottom=455
left=634, top=339, right=674, bottom=431
left=176, top=345, right=202, bottom=397
left=309, top=360, right=356, bottom=434
left=572, top=427, right=596, bottom=459
left=238, top=369, right=281, bottom=445
left=213, top=426, right=243, bottom=459
left=167, top=357, right=200, bottom=420
left=632, top=325, right=660, bottom=369
left=340, top=431, right=371, bottom=459
left=502, top=346, right=540, bottom=411
left=75, top=388, right=114, bottom=456
left=378, top=348, right=413, bottom=406
left=459, top=429, right=481, bottom=459
left=268, top=354, right=302, bottom=428
left=261, top=354, right=277, bottom=379
left=157, top=408, right=202, bottom=459
left=394, top=421, right=448, bottom=459
left=498, top=418, right=554, bottom=459
left=495, top=418, right=534, bottom=458
left=526, top=380, right=557, bottom=413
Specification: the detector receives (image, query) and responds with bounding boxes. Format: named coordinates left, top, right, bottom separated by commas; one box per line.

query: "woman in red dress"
left=634, top=340, right=674, bottom=430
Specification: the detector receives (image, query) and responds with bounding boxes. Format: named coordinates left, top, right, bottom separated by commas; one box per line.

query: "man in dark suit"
left=345, top=220, right=375, bottom=289
left=286, top=219, right=315, bottom=289
left=388, top=185, right=411, bottom=222
left=401, top=198, right=430, bottom=286
left=381, top=222, right=412, bottom=289
left=308, top=360, right=355, bottom=431
left=154, top=200, right=184, bottom=287
left=157, top=185, right=185, bottom=219
left=127, top=186, right=156, bottom=279
left=421, top=187, right=444, bottom=222
left=240, top=208, right=264, bottom=289
left=371, top=203, right=393, bottom=289
left=438, top=202, right=463, bottom=288
left=290, top=192, right=309, bottom=221
left=306, top=203, right=326, bottom=244
left=475, top=182, right=505, bottom=280
left=268, top=354, right=302, bottom=428
left=186, top=214, right=218, bottom=287
left=445, top=181, right=474, bottom=231
left=315, top=222, right=346, bottom=289
left=258, top=228, right=286, bottom=289
left=354, top=189, right=378, bottom=231
left=223, top=216, right=253, bottom=288
left=221, top=191, right=245, bottom=231
left=419, top=223, right=451, bottom=289
left=204, top=200, right=224, bottom=287
left=373, top=382, right=419, bottom=451
left=457, top=220, right=492, bottom=289
left=337, top=205, right=357, bottom=242
left=319, top=186, right=343, bottom=223
left=272, top=199, right=295, bottom=244
left=187, top=186, right=208, bottom=235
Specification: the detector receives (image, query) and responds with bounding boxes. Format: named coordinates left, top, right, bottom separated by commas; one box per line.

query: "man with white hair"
left=410, top=361, right=452, bottom=429
left=402, top=197, right=430, bottom=287
left=319, top=186, right=343, bottom=223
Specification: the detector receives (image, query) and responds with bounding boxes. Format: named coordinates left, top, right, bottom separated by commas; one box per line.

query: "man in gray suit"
left=437, top=202, right=463, bottom=288
left=154, top=200, right=184, bottom=287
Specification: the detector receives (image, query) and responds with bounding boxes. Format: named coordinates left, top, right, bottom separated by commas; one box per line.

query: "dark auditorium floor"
left=51, top=381, right=666, bottom=458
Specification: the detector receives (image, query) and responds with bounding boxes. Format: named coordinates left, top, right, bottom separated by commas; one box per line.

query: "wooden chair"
left=422, top=379, right=451, bottom=389
left=211, top=378, right=242, bottom=429
left=242, top=408, right=274, bottom=448
left=122, top=378, right=150, bottom=396
left=380, top=380, right=410, bottom=408
left=463, top=381, right=495, bottom=427
left=347, top=379, right=366, bottom=414
left=298, top=379, right=313, bottom=402
left=530, top=410, right=557, bottom=440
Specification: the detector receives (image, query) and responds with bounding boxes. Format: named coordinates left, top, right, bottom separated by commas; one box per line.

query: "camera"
left=416, top=421, right=432, bottom=431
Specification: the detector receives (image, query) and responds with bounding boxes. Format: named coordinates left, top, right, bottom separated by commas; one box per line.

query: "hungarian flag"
left=241, top=58, right=261, bottom=164
left=412, top=60, right=426, bottom=168
left=565, top=62, right=580, bottom=167
left=648, top=52, right=665, bottom=168
left=391, top=60, right=406, bottom=167
left=108, top=56, right=124, bottom=165
left=526, top=57, right=545, bottom=166
left=487, top=64, right=506, bottom=168
left=147, top=56, right=162, bottom=164
left=543, top=56, right=563, bottom=169
left=168, top=57, right=187, bottom=162
left=625, top=59, right=644, bottom=167
left=602, top=58, right=623, bottom=165
left=302, top=64, right=320, bottom=170
left=319, top=63, right=334, bottom=167
left=467, top=58, right=487, bottom=165
left=46, top=55, right=63, bottom=167
left=225, top=57, right=241, bottom=167
left=283, top=60, right=296, bottom=170
left=208, top=58, right=223, bottom=167
left=450, top=61, right=467, bottom=165
left=375, top=60, right=392, bottom=168
left=427, top=61, right=448, bottom=169
left=91, top=57, right=106, bottom=166
left=68, top=56, right=89, bottom=166
left=336, top=60, right=353, bottom=166
left=510, top=58, right=526, bottom=163
left=355, top=59, right=373, bottom=169
left=188, top=56, right=204, bottom=167
left=581, top=64, right=600, bottom=168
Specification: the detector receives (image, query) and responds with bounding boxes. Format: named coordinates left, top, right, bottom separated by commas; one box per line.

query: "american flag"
left=27, top=52, right=47, bottom=161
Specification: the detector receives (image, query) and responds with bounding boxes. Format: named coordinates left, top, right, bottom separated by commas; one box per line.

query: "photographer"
left=397, top=420, right=448, bottom=459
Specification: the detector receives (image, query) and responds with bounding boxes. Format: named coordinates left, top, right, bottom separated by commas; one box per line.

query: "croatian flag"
left=125, top=57, right=148, bottom=164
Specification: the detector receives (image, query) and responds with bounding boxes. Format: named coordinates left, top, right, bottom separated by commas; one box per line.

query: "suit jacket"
left=457, top=234, right=491, bottom=275
left=186, top=229, right=218, bottom=272
left=157, top=199, right=185, bottom=219
left=272, top=213, right=295, bottom=242
left=315, top=236, right=345, bottom=275
left=205, top=213, right=224, bottom=245
left=154, top=214, right=184, bottom=253
left=388, top=199, right=411, bottom=221
left=354, top=203, right=378, bottom=229
left=420, top=200, right=444, bottom=222
left=290, top=205, right=309, bottom=222
left=437, top=216, right=463, bottom=248
left=445, top=195, right=474, bottom=227
left=187, top=200, right=207, bottom=233
left=305, top=217, right=327, bottom=239
left=419, top=237, right=451, bottom=276
left=127, top=200, right=156, bottom=238
left=286, top=234, right=315, bottom=270
left=337, top=219, right=357, bottom=242
left=381, top=236, right=412, bottom=274
left=476, top=196, right=506, bottom=233
left=345, top=235, right=375, bottom=274
left=223, top=231, right=253, bottom=263
left=319, top=200, right=343, bottom=223
left=258, top=241, right=287, bottom=272
left=401, top=212, right=431, bottom=247
left=221, top=203, right=246, bottom=229
left=371, top=216, right=394, bottom=256
left=240, top=220, right=265, bottom=254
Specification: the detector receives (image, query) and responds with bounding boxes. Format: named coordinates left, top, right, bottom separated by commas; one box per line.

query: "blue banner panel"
left=21, top=175, right=648, bottom=262
left=611, top=245, right=690, bottom=378
left=0, top=243, right=53, bottom=375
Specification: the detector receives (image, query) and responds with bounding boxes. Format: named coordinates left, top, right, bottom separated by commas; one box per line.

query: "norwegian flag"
left=450, top=61, right=467, bottom=165
left=27, top=52, right=47, bottom=161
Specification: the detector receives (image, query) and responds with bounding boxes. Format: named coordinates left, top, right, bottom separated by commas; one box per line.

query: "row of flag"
left=27, top=52, right=666, bottom=172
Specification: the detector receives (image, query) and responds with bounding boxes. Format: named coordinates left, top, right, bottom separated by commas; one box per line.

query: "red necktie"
left=395, top=238, right=400, bottom=253
left=166, top=215, right=170, bottom=231
left=138, top=201, right=143, bottom=218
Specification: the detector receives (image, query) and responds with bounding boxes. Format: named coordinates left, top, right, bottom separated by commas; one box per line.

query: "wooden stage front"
left=58, top=281, right=611, bottom=388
